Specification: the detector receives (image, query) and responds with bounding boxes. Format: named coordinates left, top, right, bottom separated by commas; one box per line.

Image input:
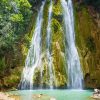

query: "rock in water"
left=32, top=94, right=56, bottom=100
left=50, top=97, right=56, bottom=100
left=91, top=89, right=100, bottom=99
left=91, top=94, right=100, bottom=99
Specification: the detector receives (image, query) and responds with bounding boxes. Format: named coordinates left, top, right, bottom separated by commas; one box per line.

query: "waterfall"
left=19, top=1, right=45, bottom=90
left=61, top=0, right=83, bottom=89
left=46, top=0, right=54, bottom=89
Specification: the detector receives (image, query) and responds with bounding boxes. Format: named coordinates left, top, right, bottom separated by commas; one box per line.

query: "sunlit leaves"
left=0, top=0, right=32, bottom=72
left=19, top=0, right=31, bottom=8
left=10, top=14, right=23, bottom=22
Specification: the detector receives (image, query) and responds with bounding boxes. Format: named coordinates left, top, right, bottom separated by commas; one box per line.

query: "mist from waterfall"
left=61, top=0, right=83, bottom=89
left=46, top=0, right=54, bottom=89
left=19, top=1, right=45, bottom=90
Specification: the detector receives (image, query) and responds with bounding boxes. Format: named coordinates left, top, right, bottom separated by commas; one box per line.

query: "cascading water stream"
left=46, top=0, right=54, bottom=89
left=61, top=0, right=83, bottom=89
left=19, top=0, right=83, bottom=90
left=19, top=1, right=45, bottom=90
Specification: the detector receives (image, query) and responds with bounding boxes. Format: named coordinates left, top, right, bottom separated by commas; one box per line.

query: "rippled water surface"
left=9, top=89, right=94, bottom=100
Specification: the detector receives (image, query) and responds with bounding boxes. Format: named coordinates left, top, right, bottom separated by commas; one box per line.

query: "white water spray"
left=46, top=0, right=54, bottom=89
left=19, top=1, right=45, bottom=90
left=61, top=0, right=83, bottom=89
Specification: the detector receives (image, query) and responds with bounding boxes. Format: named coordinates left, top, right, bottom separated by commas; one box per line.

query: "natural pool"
left=8, top=89, right=94, bottom=100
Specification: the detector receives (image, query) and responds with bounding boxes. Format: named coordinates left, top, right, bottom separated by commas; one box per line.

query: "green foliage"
left=0, top=0, right=32, bottom=75
left=53, top=1, right=62, bottom=16
left=86, top=36, right=96, bottom=53
left=51, top=18, right=61, bottom=33
left=10, top=14, right=23, bottom=22
left=0, top=57, right=6, bottom=71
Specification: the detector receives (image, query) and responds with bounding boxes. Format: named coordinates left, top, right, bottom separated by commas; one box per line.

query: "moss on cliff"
left=32, top=0, right=67, bottom=88
left=74, top=2, right=100, bottom=88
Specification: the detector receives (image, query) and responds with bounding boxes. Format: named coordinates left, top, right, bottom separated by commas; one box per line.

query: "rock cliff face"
left=74, top=0, right=100, bottom=88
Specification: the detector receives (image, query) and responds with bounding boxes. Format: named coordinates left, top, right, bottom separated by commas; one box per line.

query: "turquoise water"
left=9, top=89, right=93, bottom=100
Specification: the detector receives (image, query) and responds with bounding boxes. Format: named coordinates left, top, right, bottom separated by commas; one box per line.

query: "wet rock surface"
left=91, top=89, right=100, bottom=99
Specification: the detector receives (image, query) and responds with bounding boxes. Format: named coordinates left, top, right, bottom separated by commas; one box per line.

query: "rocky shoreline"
left=0, top=92, right=56, bottom=100
left=0, top=92, right=15, bottom=100
left=91, top=89, right=100, bottom=99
